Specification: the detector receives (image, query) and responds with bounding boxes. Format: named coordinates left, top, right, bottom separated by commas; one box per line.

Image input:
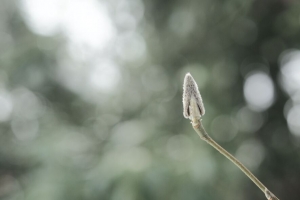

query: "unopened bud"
left=182, top=73, right=205, bottom=120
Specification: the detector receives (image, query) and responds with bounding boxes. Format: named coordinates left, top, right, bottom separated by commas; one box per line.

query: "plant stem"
left=191, top=118, right=280, bottom=200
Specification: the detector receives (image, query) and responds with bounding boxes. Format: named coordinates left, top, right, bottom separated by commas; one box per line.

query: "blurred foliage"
left=0, top=0, right=300, bottom=200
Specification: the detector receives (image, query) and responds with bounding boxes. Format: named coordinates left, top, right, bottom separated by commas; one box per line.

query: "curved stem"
left=191, top=119, right=279, bottom=200
left=206, top=135, right=265, bottom=192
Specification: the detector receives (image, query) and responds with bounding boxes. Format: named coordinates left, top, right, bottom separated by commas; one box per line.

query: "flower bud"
left=182, top=73, right=205, bottom=120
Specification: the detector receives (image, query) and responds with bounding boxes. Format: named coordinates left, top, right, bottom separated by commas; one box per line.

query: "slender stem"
left=206, top=136, right=265, bottom=191
left=191, top=118, right=279, bottom=200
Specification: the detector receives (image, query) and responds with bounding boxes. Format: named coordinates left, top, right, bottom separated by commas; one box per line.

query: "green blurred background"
left=0, top=0, right=299, bottom=199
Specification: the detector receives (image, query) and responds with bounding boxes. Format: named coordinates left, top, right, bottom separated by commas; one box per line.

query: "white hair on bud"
left=182, top=73, right=205, bottom=119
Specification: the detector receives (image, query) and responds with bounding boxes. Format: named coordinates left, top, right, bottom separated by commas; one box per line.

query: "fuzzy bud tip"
left=182, top=73, right=205, bottom=120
